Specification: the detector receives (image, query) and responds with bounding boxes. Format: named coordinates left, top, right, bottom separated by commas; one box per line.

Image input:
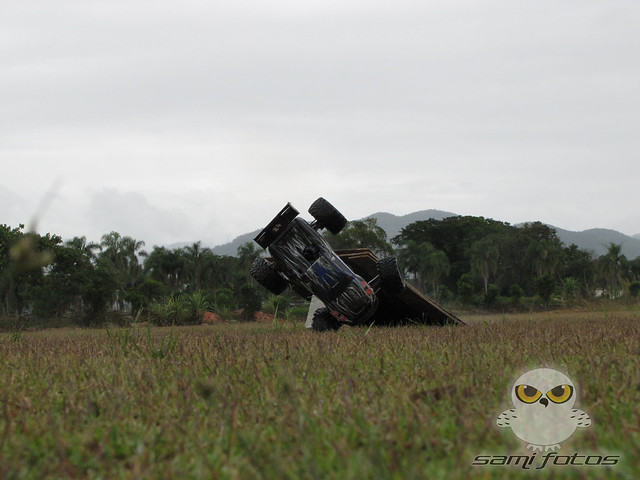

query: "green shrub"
left=238, top=284, right=261, bottom=321
left=534, top=274, right=557, bottom=305
left=215, top=288, right=235, bottom=310
left=509, top=284, right=524, bottom=303
left=187, top=290, right=211, bottom=321
left=263, top=294, right=288, bottom=316
left=456, top=275, right=475, bottom=303
left=484, top=284, right=500, bottom=307
left=125, top=278, right=167, bottom=314
left=148, top=294, right=203, bottom=326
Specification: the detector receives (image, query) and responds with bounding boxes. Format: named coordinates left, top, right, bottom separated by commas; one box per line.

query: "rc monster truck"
left=250, top=198, right=405, bottom=331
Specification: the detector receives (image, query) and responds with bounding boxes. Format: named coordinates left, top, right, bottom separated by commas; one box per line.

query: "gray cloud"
left=2, top=0, right=639, bottom=245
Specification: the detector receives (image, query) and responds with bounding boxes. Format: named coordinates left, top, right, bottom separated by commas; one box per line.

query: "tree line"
left=325, top=216, right=640, bottom=308
left=2, top=215, right=639, bottom=326
left=0, top=224, right=276, bottom=326
left=383, top=216, right=638, bottom=307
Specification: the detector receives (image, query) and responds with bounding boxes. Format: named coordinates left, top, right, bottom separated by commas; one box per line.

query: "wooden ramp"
left=334, top=248, right=465, bottom=327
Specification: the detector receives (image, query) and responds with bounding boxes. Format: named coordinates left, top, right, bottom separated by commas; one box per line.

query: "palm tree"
left=600, top=243, right=628, bottom=298
left=65, top=236, right=100, bottom=261
left=324, top=218, right=394, bottom=257
left=525, top=239, right=563, bottom=280
left=470, top=237, right=499, bottom=294
left=397, top=240, right=430, bottom=290
left=398, top=240, right=449, bottom=296
left=181, top=242, right=215, bottom=292
left=145, top=246, right=186, bottom=290
left=425, top=249, right=450, bottom=298
left=98, top=231, right=145, bottom=311
left=237, top=242, right=261, bottom=284
left=237, top=242, right=260, bottom=268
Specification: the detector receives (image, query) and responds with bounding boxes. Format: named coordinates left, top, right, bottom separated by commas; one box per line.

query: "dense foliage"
left=0, top=224, right=293, bottom=326
left=1, top=215, right=639, bottom=325
left=391, top=216, right=640, bottom=307
left=330, top=216, right=640, bottom=308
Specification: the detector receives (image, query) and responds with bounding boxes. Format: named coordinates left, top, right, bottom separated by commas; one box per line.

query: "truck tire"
left=376, top=257, right=405, bottom=295
left=311, top=307, right=342, bottom=332
left=308, top=198, right=347, bottom=235
left=250, top=258, right=288, bottom=295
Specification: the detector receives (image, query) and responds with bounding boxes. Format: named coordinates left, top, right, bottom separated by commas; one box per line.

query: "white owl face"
left=511, top=368, right=576, bottom=411
left=498, top=368, right=590, bottom=449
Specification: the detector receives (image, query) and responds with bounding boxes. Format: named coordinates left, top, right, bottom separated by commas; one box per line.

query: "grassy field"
left=0, top=309, right=638, bottom=479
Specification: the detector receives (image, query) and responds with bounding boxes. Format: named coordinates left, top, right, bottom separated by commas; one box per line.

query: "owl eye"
left=546, top=384, right=574, bottom=404
left=516, top=384, right=542, bottom=403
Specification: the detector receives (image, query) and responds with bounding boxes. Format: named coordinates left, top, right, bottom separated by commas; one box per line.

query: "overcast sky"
left=1, top=1, right=639, bottom=249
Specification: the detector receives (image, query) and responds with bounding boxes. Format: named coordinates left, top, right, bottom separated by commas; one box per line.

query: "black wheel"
left=376, top=257, right=405, bottom=295
left=250, top=258, right=288, bottom=295
left=310, top=307, right=342, bottom=332
left=308, top=197, right=347, bottom=235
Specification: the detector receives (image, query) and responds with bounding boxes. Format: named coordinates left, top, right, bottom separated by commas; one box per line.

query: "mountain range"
left=205, top=210, right=640, bottom=260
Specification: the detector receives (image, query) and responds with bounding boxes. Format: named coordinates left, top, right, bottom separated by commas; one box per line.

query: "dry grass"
left=0, top=309, right=638, bottom=479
